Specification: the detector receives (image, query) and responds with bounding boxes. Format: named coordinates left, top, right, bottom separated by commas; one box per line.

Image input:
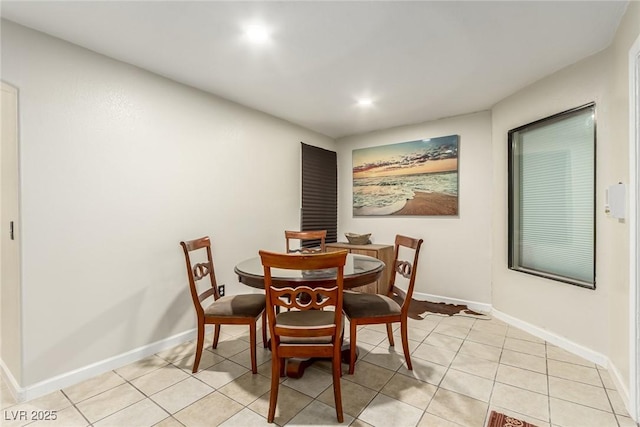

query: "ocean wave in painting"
left=352, top=135, right=459, bottom=216
left=353, top=171, right=457, bottom=215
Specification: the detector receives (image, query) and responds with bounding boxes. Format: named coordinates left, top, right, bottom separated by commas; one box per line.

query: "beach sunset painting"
left=353, top=135, right=459, bottom=216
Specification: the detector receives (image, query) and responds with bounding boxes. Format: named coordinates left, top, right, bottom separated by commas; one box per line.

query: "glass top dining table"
left=234, top=253, right=385, bottom=290
left=234, top=252, right=385, bottom=378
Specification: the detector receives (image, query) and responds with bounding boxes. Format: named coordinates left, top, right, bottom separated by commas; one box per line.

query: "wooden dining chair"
left=180, top=236, right=267, bottom=374
left=284, top=230, right=328, bottom=308
left=342, top=234, right=423, bottom=375
left=259, top=249, right=348, bottom=423
left=285, top=230, right=327, bottom=254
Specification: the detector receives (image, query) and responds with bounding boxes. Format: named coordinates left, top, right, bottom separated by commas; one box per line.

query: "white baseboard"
left=0, top=358, right=22, bottom=402
left=606, top=357, right=633, bottom=421
left=491, top=309, right=638, bottom=420
left=1, top=328, right=196, bottom=403
left=412, top=292, right=634, bottom=419
left=491, top=309, right=608, bottom=366
left=3, top=298, right=636, bottom=422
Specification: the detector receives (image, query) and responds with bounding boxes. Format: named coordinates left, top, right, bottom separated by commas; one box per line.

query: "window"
left=301, top=143, right=337, bottom=246
left=508, top=103, right=596, bottom=288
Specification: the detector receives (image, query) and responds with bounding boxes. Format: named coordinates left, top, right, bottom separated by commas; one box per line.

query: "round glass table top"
left=234, top=253, right=385, bottom=289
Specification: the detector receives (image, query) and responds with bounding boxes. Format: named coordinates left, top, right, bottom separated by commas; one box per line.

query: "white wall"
left=336, top=4, right=639, bottom=407
left=3, top=2, right=639, bottom=405
left=336, top=112, right=493, bottom=305
left=607, top=0, right=640, bottom=397
left=1, top=82, right=22, bottom=385
left=491, top=50, right=611, bottom=355
left=0, top=20, right=335, bottom=387
left=491, top=1, right=640, bottom=396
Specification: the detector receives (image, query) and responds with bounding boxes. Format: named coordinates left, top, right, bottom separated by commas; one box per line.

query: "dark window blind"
left=301, top=143, right=337, bottom=246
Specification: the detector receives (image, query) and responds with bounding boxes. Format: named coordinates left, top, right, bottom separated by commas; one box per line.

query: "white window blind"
left=509, top=104, right=595, bottom=288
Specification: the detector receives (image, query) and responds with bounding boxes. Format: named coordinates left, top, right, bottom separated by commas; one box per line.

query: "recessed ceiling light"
left=357, top=98, right=373, bottom=107
left=244, top=24, right=270, bottom=43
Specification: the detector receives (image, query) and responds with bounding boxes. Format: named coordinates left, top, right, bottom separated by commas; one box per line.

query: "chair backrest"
left=388, top=235, right=423, bottom=314
left=180, top=236, right=220, bottom=317
left=259, top=250, right=347, bottom=342
left=284, top=230, right=327, bottom=254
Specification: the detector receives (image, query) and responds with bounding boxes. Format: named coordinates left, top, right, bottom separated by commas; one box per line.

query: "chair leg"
left=193, top=322, right=205, bottom=374
left=332, top=350, right=344, bottom=423
left=386, top=322, right=395, bottom=347
left=268, top=354, right=280, bottom=423
left=212, top=324, right=221, bottom=349
left=261, top=313, right=268, bottom=348
left=339, top=330, right=345, bottom=377
left=349, top=321, right=357, bottom=375
left=400, top=319, right=412, bottom=370
left=249, top=322, right=257, bottom=374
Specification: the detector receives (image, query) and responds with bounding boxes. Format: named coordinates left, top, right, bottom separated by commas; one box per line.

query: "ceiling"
left=0, top=1, right=629, bottom=139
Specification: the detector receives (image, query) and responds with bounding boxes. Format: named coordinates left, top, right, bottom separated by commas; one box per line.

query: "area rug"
left=487, top=410, right=539, bottom=427
left=405, top=298, right=489, bottom=320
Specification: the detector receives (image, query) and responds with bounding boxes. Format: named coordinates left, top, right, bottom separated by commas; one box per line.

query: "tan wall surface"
left=337, top=111, right=493, bottom=304
left=1, top=20, right=335, bottom=386
left=491, top=2, right=640, bottom=392
left=607, top=0, right=640, bottom=392
left=1, top=82, right=22, bottom=385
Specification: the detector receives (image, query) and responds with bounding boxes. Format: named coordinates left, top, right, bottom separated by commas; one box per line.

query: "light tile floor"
left=2, top=315, right=639, bottom=427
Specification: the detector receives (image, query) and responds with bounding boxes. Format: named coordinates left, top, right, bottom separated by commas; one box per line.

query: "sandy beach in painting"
left=391, top=191, right=458, bottom=216
left=352, top=135, right=459, bottom=216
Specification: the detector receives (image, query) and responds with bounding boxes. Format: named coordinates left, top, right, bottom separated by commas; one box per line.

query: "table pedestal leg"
left=284, top=358, right=315, bottom=379
left=267, top=341, right=360, bottom=378
left=341, top=343, right=359, bottom=366
left=279, top=345, right=359, bottom=378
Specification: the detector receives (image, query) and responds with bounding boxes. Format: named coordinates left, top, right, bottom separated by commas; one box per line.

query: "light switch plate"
left=605, top=183, right=626, bottom=219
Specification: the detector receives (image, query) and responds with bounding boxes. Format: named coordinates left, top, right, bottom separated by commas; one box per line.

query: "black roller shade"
left=301, top=143, right=337, bottom=246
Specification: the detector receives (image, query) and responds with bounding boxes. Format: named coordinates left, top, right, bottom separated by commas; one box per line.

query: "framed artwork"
left=352, top=135, right=459, bottom=216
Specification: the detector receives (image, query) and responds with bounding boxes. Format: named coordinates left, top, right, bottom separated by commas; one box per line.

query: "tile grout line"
left=416, top=316, right=478, bottom=427
left=60, top=383, right=109, bottom=427
left=596, top=366, right=623, bottom=427
left=7, top=317, right=634, bottom=427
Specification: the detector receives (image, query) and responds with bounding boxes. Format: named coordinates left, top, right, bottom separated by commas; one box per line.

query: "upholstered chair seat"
left=276, top=310, right=343, bottom=344
left=342, top=291, right=401, bottom=318
left=204, top=294, right=266, bottom=317
left=260, top=249, right=348, bottom=423
left=180, top=236, right=267, bottom=374
left=342, top=235, right=423, bottom=375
